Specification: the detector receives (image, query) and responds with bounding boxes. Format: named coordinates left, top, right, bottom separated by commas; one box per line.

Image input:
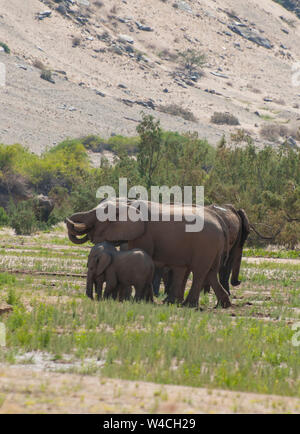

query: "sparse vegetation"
left=230, top=129, right=253, bottom=145
left=158, top=104, right=197, bottom=122
left=72, top=37, right=81, bottom=47
left=158, top=49, right=178, bottom=62
left=177, top=49, right=206, bottom=73
left=40, top=70, right=55, bottom=84
left=260, top=124, right=289, bottom=142
left=211, top=112, right=240, bottom=126
left=0, top=42, right=10, bottom=54
left=33, top=59, right=46, bottom=70
left=0, top=233, right=299, bottom=401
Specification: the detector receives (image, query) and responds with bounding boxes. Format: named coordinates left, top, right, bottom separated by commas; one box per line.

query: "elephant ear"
left=96, top=252, right=112, bottom=276
left=103, top=201, right=146, bottom=242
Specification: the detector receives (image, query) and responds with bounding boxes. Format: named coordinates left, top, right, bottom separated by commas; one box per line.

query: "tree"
left=178, top=49, right=206, bottom=74
left=136, top=113, right=163, bottom=189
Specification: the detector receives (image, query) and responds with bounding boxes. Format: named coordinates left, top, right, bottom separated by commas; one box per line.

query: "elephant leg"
left=203, top=284, right=210, bottom=294
left=86, top=276, right=94, bottom=300
left=123, top=286, right=132, bottom=301
left=152, top=267, right=163, bottom=297
left=166, top=268, right=190, bottom=304
left=134, top=284, right=144, bottom=302
left=163, top=268, right=173, bottom=296
left=145, top=283, right=154, bottom=303
left=207, top=270, right=231, bottom=308
left=103, top=282, right=117, bottom=300
left=95, top=280, right=103, bottom=301
left=219, top=266, right=231, bottom=295
left=182, top=271, right=205, bottom=308
left=103, top=270, right=118, bottom=300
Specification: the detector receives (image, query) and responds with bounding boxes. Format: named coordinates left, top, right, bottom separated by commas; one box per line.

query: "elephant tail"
left=214, top=212, right=230, bottom=266
left=237, top=209, right=250, bottom=248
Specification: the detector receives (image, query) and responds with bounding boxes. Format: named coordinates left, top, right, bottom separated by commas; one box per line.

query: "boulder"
left=228, top=25, right=272, bottom=49
left=35, top=195, right=54, bottom=221
left=118, top=34, right=134, bottom=44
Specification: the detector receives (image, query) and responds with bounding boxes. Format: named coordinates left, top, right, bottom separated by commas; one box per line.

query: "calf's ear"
left=96, top=252, right=112, bottom=275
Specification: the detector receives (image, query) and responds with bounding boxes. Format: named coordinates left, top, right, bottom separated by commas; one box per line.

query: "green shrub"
left=0, top=42, right=10, bottom=54
left=40, top=70, right=55, bottom=84
left=177, top=49, right=206, bottom=72
left=0, top=207, right=9, bottom=226
left=158, top=104, right=197, bottom=122
left=211, top=112, right=240, bottom=125
left=260, top=124, right=289, bottom=142
left=8, top=200, right=38, bottom=235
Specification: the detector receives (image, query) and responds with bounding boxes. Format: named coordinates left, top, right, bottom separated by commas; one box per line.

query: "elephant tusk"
left=74, top=222, right=87, bottom=230
left=66, top=218, right=87, bottom=231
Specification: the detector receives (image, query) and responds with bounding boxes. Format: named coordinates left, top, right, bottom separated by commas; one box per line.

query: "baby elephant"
left=86, top=242, right=154, bottom=302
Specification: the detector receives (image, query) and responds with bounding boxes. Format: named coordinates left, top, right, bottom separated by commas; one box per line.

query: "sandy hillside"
left=0, top=0, right=300, bottom=152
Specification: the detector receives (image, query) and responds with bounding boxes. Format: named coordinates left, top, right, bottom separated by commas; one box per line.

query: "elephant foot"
left=182, top=298, right=199, bottom=309
left=231, top=280, right=241, bottom=287
left=217, top=297, right=231, bottom=309
left=163, top=296, right=174, bottom=304
left=163, top=295, right=183, bottom=305
left=86, top=292, right=94, bottom=300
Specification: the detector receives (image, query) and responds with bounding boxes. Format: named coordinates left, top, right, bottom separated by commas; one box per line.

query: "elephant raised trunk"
left=65, top=210, right=97, bottom=244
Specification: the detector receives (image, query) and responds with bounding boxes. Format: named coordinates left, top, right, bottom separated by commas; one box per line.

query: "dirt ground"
left=0, top=0, right=299, bottom=151
left=1, top=366, right=299, bottom=414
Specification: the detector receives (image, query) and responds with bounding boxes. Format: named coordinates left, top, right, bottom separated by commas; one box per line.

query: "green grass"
left=1, top=299, right=299, bottom=397
left=244, top=248, right=300, bottom=260
left=0, top=232, right=300, bottom=398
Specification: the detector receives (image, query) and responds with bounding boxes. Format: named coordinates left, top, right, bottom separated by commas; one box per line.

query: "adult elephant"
left=205, top=204, right=250, bottom=293
left=172, top=204, right=250, bottom=305
left=66, top=199, right=231, bottom=308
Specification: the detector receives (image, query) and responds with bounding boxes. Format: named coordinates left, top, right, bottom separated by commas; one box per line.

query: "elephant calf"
left=86, top=242, right=154, bottom=302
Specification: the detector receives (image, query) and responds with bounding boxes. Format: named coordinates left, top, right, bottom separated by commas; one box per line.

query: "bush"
left=230, top=129, right=253, bottom=145
left=40, top=70, right=55, bottom=84
left=177, top=49, right=206, bottom=72
left=72, top=37, right=81, bottom=47
left=33, top=59, right=46, bottom=70
left=158, top=104, right=197, bottom=122
left=260, top=124, right=288, bottom=142
left=0, top=207, right=9, bottom=226
left=0, top=42, right=10, bottom=54
left=211, top=112, right=240, bottom=125
left=8, top=200, right=38, bottom=235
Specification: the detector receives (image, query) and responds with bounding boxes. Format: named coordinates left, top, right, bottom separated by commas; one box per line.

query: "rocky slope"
left=0, top=0, right=300, bottom=152
left=273, top=0, right=300, bottom=18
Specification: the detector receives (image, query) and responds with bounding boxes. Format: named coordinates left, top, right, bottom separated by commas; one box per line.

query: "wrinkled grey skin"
left=66, top=199, right=232, bottom=308
left=86, top=242, right=154, bottom=302
left=166, top=204, right=250, bottom=302
left=86, top=242, right=117, bottom=300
